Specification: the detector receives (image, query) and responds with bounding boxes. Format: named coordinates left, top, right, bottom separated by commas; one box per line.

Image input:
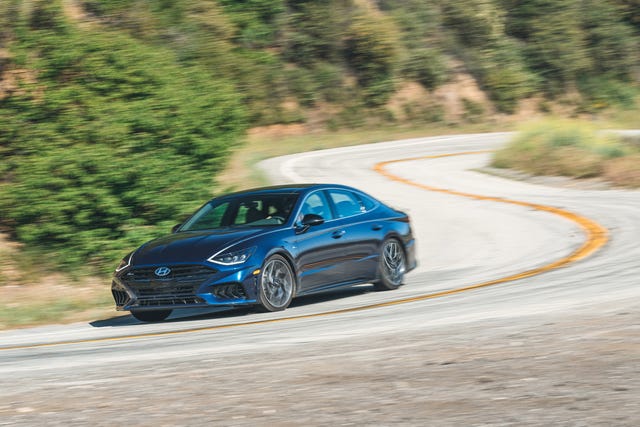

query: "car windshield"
left=180, top=193, right=299, bottom=231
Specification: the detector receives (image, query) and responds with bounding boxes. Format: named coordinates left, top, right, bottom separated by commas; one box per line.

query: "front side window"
left=299, top=191, right=333, bottom=221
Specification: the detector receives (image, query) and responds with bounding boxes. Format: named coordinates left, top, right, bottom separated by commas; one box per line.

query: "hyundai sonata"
left=111, top=184, right=417, bottom=322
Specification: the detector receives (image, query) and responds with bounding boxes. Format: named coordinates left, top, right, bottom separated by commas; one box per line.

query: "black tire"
left=374, top=238, right=406, bottom=291
left=131, top=309, right=172, bottom=322
left=257, top=254, right=295, bottom=312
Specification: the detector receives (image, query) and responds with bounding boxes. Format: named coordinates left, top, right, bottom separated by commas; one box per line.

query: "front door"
left=291, top=191, right=349, bottom=292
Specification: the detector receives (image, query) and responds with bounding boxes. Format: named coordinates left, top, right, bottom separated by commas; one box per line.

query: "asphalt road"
left=1, top=133, right=639, bottom=426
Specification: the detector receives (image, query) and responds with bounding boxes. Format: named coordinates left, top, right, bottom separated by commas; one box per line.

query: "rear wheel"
left=257, top=255, right=295, bottom=312
left=374, top=238, right=406, bottom=291
left=131, top=309, right=172, bottom=322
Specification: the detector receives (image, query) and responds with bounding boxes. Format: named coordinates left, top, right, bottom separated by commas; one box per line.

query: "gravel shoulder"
left=2, top=298, right=638, bottom=426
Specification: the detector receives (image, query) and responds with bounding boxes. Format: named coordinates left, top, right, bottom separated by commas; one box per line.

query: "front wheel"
left=131, top=309, right=172, bottom=322
left=257, top=255, right=295, bottom=312
left=374, top=238, right=406, bottom=291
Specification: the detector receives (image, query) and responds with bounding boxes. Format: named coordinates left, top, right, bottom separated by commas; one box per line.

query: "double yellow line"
left=374, top=151, right=608, bottom=287
left=1, top=151, right=608, bottom=351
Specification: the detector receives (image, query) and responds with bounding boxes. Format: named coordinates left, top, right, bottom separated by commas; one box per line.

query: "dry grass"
left=492, top=119, right=640, bottom=186
left=603, top=154, right=640, bottom=188
left=0, top=277, right=115, bottom=329
left=0, top=233, right=115, bottom=329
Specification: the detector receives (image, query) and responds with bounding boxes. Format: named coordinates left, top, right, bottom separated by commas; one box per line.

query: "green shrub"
left=577, top=77, right=638, bottom=112
left=281, top=1, right=346, bottom=66
left=401, top=48, right=448, bottom=89
left=285, top=66, right=319, bottom=107
left=476, top=39, right=538, bottom=113
left=491, top=119, right=634, bottom=179
left=312, top=62, right=347, bottom=103
left=401, top=101, right=445, bottom=124
left=218, top=0, right=285, bottom=48
left=82, top=0, right=131, bottom=17
left=345, top=10, right=400, bottom=88
left=441, top=0, right=505, bottom=47
left=0, top=4, right=246, bottom=272
left=462, top=98, right=485, bottom=123
left=361, top=77, right=396, bottom=107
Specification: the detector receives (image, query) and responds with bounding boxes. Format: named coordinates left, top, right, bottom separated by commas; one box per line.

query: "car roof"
left=218, top=183, right=360, bottom=198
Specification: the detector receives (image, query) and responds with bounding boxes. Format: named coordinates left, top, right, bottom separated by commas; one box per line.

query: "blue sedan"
left=112, top=184, right=417, bottom=322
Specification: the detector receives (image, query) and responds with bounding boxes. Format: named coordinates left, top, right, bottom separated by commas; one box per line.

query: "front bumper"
left=112, top=263, right=260, bottom=311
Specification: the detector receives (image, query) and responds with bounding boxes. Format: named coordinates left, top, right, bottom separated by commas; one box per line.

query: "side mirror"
left=171, top=223, right=182, bottom=233
left=296, top=213, right=324, bottom=234
left=301, top=213, right=324, bottom=227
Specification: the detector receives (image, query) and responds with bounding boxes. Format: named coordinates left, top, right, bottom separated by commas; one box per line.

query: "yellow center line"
left=374, top=151, right=608, bottom=265
left=1, top=151, right=609, bottom=351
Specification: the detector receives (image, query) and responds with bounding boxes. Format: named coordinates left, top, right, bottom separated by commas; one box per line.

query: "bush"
left=401, top=48, right=448, bottom=89
left=345, top=10, right=400, bottom=88
left=441, top=0, right=505, bottom=47
left=491, top=119, right=632, bottom=178
left=477, top=39, right=538, bottom=113
left=577, top=77, right=638, bottom=112
left=0, top=5, right=246, bottom=272
left=281, top=1, right=346, bottom=66
left=462, top=98, right=485, bottom=123
left=312, top=62, right=347, bottom=103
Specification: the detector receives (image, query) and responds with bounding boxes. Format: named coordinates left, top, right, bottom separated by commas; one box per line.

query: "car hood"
left=132, top=228, right=266, bottom=265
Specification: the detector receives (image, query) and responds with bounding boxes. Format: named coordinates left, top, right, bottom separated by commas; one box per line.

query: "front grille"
left=123, top=265, right=217, bottom=283
left=121, top=265, right=216, bottom=307
left=212, top=283, right=248, bottom=300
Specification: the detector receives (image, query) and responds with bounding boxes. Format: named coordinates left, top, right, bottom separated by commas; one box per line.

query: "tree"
left=0, top=2, right=246, bottom=271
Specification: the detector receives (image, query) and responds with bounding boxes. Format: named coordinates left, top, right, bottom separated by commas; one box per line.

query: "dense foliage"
left=0, top=1, right=246, bottom=270
left=0, top=0, right=638, bottom=272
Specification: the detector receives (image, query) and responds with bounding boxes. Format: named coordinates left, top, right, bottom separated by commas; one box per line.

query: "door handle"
left=372, top=224, right=383, bottom=231
left=331, top=230, right=346, bottom=239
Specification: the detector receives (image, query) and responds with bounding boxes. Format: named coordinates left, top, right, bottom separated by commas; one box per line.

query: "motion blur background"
left=0, top=0, right=639, bottom=328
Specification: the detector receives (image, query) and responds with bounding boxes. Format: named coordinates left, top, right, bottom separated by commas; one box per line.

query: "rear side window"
left=328, top=190, right=364, bottom=218
left=356, top=192, right=377, bottom=212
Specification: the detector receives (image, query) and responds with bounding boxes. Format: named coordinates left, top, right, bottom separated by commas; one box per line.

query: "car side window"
left=299, top=191, right=333, bottom=221
left=328, top=190, right=364, bottom=218
left=356, top=192, right=377, bottom=212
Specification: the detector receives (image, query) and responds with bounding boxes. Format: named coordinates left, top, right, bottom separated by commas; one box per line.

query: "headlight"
left=115, top=253, right=133, bottom=272
left=208, top=246, right=256, bottom=266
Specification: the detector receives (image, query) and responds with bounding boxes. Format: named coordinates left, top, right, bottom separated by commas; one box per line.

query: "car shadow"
left=90, top=284, right=374, bottom=328
left=289, top=285, right=373, bottom=308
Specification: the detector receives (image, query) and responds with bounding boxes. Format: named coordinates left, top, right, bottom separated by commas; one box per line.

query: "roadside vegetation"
left=0, top=0, right=639, bottom=328
left=492, top=120, right=640, bottom=187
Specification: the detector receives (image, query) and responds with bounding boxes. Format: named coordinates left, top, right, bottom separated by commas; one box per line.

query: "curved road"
left=1, top=133, right=639, bottom=425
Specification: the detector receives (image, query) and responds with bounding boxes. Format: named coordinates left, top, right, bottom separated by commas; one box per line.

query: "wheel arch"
left=264, top=247, right=299, bottom=296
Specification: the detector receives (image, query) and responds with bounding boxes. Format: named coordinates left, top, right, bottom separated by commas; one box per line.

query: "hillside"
left=1, top=0, right=639, bottom=275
